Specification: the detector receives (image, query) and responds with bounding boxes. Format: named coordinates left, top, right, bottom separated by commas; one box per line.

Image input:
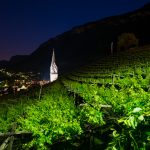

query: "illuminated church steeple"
left=50, top=49, right=58, bottom=82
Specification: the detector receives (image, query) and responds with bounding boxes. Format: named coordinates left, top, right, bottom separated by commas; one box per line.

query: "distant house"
left=50, top=49, right=58, bottom=82
left=16, top=85, right=28, bottom=92
left=20, top=85, right=27, bottom=90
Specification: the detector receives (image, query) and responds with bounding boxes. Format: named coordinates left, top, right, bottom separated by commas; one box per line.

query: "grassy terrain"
left=0, top=46, right=150, bottom=150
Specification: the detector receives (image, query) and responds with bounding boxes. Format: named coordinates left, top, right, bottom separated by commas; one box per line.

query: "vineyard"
left=0, top=47, right=150, bottom=150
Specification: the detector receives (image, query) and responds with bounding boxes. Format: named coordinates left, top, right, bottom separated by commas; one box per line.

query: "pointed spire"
left=51, top=48, right=55, bottom=65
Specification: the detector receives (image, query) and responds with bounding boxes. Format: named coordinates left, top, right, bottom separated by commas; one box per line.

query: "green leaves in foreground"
left=17, top=82, right=82, bottom=150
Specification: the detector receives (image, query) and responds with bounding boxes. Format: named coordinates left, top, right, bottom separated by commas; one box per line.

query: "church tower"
left=50, top=49, right=58, bottom=82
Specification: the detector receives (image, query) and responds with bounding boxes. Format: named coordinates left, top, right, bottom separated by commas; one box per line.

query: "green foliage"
left=14, top=82, right=82, bottom=149
left=61, top=49, right=150, bottom=149
left=80, top=104, right=105, bottom=126
left=0, top=48, right=150, bottom=149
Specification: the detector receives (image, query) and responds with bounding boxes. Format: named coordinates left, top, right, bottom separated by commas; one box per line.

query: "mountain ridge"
left=1, top=3, right=150, bottom=79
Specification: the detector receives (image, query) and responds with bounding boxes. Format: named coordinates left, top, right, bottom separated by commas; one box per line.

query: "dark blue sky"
left=0, top=0, right=149, bottom=60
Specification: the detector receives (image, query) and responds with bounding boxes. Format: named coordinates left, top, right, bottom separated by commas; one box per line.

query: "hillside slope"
left=60, top=46, right=150, bottom=149
left=0, top=46, right=150, bottom=149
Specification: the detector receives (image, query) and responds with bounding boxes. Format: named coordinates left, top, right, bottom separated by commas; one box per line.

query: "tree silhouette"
left=117, top=33, right=139, bottom=52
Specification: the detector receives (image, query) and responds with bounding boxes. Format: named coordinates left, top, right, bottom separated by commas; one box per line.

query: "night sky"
left=0, top=0, right=150, bottom=61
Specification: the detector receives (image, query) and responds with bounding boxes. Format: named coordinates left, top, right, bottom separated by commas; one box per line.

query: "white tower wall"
left=50, top=49, right=58, bottom=82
